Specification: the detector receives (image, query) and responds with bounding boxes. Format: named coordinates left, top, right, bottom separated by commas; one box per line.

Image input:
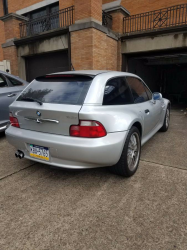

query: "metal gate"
left=25, top=50, right=69, bottom=82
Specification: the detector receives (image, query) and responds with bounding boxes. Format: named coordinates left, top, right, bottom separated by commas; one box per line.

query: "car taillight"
left=9, top=112, right=20, bottom=128
left=70, top=121, right=107, bottom=138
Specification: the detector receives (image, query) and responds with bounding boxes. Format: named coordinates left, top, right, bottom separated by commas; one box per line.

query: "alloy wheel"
left=127, top=132, right=140, bottom=171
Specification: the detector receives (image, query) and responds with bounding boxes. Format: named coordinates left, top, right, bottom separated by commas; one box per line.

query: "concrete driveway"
left=0, top=110, right=187, bottom=250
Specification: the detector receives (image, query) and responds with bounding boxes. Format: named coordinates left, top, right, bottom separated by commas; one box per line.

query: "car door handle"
left=7, top=93, right=16, bottom=97
left=145, top=109, right=150, bottom=114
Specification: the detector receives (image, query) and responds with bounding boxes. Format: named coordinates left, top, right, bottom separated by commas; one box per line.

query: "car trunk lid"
left=10, top=102, right=81, bottom=135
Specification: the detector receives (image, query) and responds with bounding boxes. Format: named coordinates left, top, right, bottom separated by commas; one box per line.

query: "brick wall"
left=8, top=0, right=76, bottom=13
left=0, top=0, right=44, bottom=62
left=0, top=22, right=5, bottom=61
left=91, top=0, right=102, bottom=22
left=75, top=0, right=102, bottom=22
left=8, top=0, right=43, bottom=13
left=59, top=0, right=74, bottom=10
left=0, top=0, right=5, bottom=61
left=93, top=29, right=117, bottom=70
left=110, top=11, right=125, bottom=33
left=4, top=18, right=21, bottom=40
left=102, top=0, right=187, bottom=15
left=71, top=29, right=93, bottom=69
left=7, top=0, right=187, bottom=15
left=0, top=0, right=4, bottom=16
left=117, top=40, right=122, bottom=71
left=71, top=28, right=118, bottom=70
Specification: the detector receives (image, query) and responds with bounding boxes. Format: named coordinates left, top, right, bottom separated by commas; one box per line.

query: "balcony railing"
left=123, top=4, right=187, bottom=35
left=102, top=11, right=112, bottom=29
left=20, top=6, right=74, bottom=38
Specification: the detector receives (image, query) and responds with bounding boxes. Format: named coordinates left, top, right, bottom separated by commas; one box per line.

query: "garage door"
left=125, top=51, right=187, bottom=104
left=26, top=50, right=69, bottom=82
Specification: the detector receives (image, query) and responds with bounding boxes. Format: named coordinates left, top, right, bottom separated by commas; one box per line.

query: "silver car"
left=6, top=71, right=170, bottom=177
left=0, top=70, right=28, bottom=132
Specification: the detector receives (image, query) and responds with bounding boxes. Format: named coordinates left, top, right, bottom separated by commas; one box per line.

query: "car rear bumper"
left=6, top=126, right=129, bottom=169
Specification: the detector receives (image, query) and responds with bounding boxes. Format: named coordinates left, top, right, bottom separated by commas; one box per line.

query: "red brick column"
left=110, top=11, right=126, bottom=34
left=74, top=0, right=102, bottom=24
left=71, top=28, right=118, bottom=71
left=117, top=40, right=122, bottom=71
left=5, top=19, right=21, bottom=40
left=70, top=0, right=121, bottom=71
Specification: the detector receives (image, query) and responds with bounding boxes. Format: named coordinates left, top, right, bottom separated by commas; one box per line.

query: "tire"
left=160, top=106, right=170, bottom=132
left=110, top=126, right=141, bottom=177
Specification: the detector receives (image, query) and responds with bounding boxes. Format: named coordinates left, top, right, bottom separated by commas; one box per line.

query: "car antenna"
left=60, top=36, right=75, bottom=71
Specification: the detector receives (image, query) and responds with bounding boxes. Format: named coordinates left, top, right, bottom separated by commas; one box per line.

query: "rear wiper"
left=20, top=97, right=43, bottom=105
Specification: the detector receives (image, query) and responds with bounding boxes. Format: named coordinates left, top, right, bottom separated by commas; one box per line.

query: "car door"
left=0, top=74, right=13, bottom=125
left=142, top=81, right=163, bottom=127
left=126, top=76, right=157, bottom=136
left=0, top=74, right=24, bottom=125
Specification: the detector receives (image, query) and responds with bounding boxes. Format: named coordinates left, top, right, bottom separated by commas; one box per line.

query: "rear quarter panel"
left=162, top=97, right=171, bottom=122
left=163, top=98, right=170, bottom=107
left=162, top=98, right=171, bottom=120
left=79, top=105, right=144, bottom=133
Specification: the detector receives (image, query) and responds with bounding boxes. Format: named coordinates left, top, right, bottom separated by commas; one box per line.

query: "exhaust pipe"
left=18, top=152, right=24, bottom=159
left=15, top=150, right=24, bottom=159
left=15, top=152, right=19, bottom=158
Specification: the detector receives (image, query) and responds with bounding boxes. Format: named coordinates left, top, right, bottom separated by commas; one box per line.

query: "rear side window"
left=126, top=77, right=149, bottom=103
left=17, top=75, right=92, bottom=105
left=103, top=77, right=134, bottom=105
left=7, top=76, right=23, bottom=86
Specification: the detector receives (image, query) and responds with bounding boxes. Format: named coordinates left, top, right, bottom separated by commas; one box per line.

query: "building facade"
left=0, top=0, right=187, bottom=103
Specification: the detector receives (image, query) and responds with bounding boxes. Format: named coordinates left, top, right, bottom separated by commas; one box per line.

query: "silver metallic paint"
left=6, top=126, right=128, bottom=168
left=6, top=71, right=170, bottom=169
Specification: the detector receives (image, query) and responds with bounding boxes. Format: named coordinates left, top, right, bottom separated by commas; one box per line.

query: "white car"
left=6, top=71, right=170, bottom=177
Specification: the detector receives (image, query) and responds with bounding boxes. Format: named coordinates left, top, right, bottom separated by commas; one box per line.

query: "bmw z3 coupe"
left=6, top=71, right=170, bottom=177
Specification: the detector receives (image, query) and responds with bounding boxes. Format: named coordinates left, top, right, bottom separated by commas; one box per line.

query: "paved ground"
left=0, top=110, right=187, bottom=250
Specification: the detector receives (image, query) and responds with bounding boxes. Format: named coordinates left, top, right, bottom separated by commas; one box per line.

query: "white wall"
left=0, top=60, right=11, bottom=73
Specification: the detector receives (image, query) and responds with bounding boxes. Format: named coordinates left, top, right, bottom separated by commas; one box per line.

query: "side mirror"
left=153, top=92, right=162, bottom=101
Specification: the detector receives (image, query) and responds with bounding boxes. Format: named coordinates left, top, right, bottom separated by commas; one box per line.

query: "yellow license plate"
left=30, top=144, right=49, bottom=161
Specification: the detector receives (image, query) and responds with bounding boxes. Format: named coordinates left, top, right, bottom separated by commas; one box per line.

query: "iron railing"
left=20, top=6, right=74, bottom=38
left=102, top=11, right=112, bottom=29
left=123, top=4, right=187, bottom=34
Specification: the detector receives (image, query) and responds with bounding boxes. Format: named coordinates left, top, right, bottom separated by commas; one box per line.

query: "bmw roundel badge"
left=36, top=111, right=41, bottom=117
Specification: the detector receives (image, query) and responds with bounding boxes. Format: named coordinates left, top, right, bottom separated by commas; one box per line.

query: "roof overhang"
left=102, top=0, right=130, bottom=16
left=0, top=13, right=28, bottom=22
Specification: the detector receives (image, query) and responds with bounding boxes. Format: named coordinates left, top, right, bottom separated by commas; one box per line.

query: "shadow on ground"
left=141, top=111, right=187, bottom=169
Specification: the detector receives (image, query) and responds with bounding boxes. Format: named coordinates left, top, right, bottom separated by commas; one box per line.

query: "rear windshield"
left=17, top=75, right=92, bottom=105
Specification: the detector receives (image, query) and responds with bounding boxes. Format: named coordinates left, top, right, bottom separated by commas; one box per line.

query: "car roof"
left=48, top=70, right=139, bottom=78
left=50, top=70, right=110, bottom=76
left=0, top=70, right=29, bottom=85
